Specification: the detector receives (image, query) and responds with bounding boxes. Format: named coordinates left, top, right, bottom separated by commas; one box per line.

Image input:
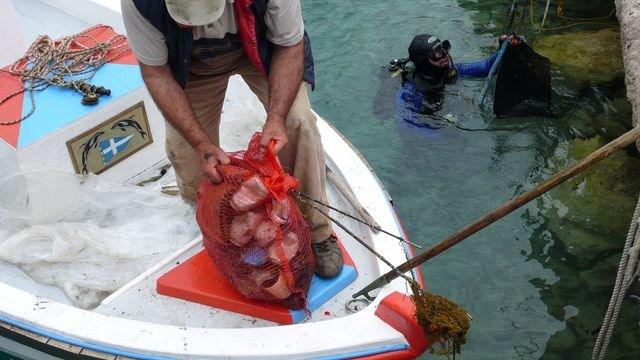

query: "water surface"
left=303, top=0, right=639, bottom=359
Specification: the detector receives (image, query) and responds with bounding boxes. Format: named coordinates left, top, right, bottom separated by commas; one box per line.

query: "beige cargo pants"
left=164, top=49, right=332, bottom=243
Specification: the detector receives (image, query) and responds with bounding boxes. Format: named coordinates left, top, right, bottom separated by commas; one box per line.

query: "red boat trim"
left=354, top=292, right=431, bottom=359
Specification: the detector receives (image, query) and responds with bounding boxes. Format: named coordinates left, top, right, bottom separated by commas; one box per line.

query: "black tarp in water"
left=493, top=43, right=551, bottom=118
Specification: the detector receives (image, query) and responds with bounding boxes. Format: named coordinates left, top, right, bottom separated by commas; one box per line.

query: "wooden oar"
left=353, top=126, right=640, bottom=300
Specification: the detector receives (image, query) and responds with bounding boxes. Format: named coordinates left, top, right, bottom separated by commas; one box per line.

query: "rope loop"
left=0, top=25, right=129, bottom=125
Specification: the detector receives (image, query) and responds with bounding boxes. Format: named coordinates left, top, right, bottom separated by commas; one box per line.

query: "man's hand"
left=196, top=142, right=230, bottom=183
left=499, top=34, right=524, bottom=46
left=260, top=114, right=288, bottom=153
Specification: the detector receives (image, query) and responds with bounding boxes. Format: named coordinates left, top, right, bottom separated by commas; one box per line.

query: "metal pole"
left=477, top=0, right=519, bottom=106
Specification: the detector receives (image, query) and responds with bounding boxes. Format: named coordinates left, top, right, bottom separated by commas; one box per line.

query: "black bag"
left=493, top=43, right=551, bottom=118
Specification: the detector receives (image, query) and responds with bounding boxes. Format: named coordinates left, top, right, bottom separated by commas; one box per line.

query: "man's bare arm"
left=140, top=63, right=208, bottom=147
left=140, top=63, right=229, bottom=182
left=260, top=40, right=304, bottom=151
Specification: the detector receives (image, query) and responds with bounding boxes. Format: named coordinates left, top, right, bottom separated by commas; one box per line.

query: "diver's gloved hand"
left=498, top=33, right=524, bottom=46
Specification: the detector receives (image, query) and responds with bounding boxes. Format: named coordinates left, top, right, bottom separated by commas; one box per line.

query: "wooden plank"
left=46, top=338, right=82, bottom=355
left=10, top=326, right=49, bottom=343
left=79, top=348, right=117, bottom=359
left=0, top=320, right=12, bottom=330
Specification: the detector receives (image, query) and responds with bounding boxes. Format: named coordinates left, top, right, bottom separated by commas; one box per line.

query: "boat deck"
left=94, top=179, right=378, bottom=328
left=12, top=0, right=91, bottom=45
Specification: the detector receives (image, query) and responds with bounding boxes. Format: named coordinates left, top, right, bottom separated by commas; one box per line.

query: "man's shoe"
left=311, top=234, right=344, bottom=279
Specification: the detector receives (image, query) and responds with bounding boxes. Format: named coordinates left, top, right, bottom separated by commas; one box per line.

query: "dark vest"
left=132, top=0, right=315, bottom=89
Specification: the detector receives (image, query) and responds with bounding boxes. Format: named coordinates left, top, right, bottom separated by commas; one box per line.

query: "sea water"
left=302, top=0, right=639, bottom=359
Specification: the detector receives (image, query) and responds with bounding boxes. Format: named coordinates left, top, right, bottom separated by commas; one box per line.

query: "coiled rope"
left=592, top=195, right=640, bottom=360
left=0, top=25, right=128, bottom=125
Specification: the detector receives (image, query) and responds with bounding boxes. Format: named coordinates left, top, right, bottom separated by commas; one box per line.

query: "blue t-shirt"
left=454, top=53, right=498, bottom=77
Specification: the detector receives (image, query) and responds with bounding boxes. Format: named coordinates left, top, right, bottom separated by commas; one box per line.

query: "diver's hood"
left=407, top=34, right=452, bottom=82
left=408, top=34, right=451, bottom=64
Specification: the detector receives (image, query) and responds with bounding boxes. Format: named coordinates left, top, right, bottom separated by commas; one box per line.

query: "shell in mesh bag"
left=196, top=133, right=315, bottom=309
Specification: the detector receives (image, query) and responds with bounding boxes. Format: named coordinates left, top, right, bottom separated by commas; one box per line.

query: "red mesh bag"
left=195, top=133, right=315, bottom=309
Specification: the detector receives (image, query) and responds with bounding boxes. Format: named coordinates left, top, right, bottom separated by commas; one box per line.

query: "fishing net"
left=196, top=133, right=315, bottom=309
left=493, top=42, right=551, bottom=118
left=0, top=142, right=199, bottom=309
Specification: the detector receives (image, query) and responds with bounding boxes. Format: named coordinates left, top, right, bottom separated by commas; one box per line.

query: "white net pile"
left=0, top=142, right=199, bottom=309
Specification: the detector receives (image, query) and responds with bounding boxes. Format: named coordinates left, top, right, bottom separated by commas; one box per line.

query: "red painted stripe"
left=157, top=237, right=358, bottom=325
left=0, top=67, right=23, bottom=148
left=352, top=349, right=418, bottom=360
left=157, top=250, right=295, bottom=324
left=366, top=292, right=431, bottom=359
left=335, top=232, right=356, bottom=267
left=77, top=25, right=138, bottom=65
left=111, top=51, right=138, bottom=65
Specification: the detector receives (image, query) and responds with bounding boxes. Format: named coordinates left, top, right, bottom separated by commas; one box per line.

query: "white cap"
left=165, top=0, right=226, bottom=26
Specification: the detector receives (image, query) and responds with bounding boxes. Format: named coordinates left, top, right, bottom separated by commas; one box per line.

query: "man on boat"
left=121, top=0, right=344, bottom=278
left=390, top=33, right=523, bottom=123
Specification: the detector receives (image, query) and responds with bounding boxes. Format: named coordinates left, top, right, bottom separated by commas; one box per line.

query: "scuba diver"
left=389, top=33, right=526, bottom=127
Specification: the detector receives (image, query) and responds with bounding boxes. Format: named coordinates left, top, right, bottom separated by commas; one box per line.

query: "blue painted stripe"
left=290, top=306, right=306, bottom=324
left=0, top=314, right=172, bottom=360
left=289, top=265, right=358, bottom=323
left=311, top=343, right=408, bottom=360
left=0, top=313, right=408, bottom=360
left=18, top=63, right=143, bottom=148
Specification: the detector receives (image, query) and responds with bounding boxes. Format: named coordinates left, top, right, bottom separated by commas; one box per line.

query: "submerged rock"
left=540, top=135, right=640, bottom=240
left=534, top=29, right=624, bottom=83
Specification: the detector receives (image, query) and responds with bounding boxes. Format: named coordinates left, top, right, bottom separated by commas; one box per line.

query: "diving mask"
left=429, top=45, right=449, bottom=61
